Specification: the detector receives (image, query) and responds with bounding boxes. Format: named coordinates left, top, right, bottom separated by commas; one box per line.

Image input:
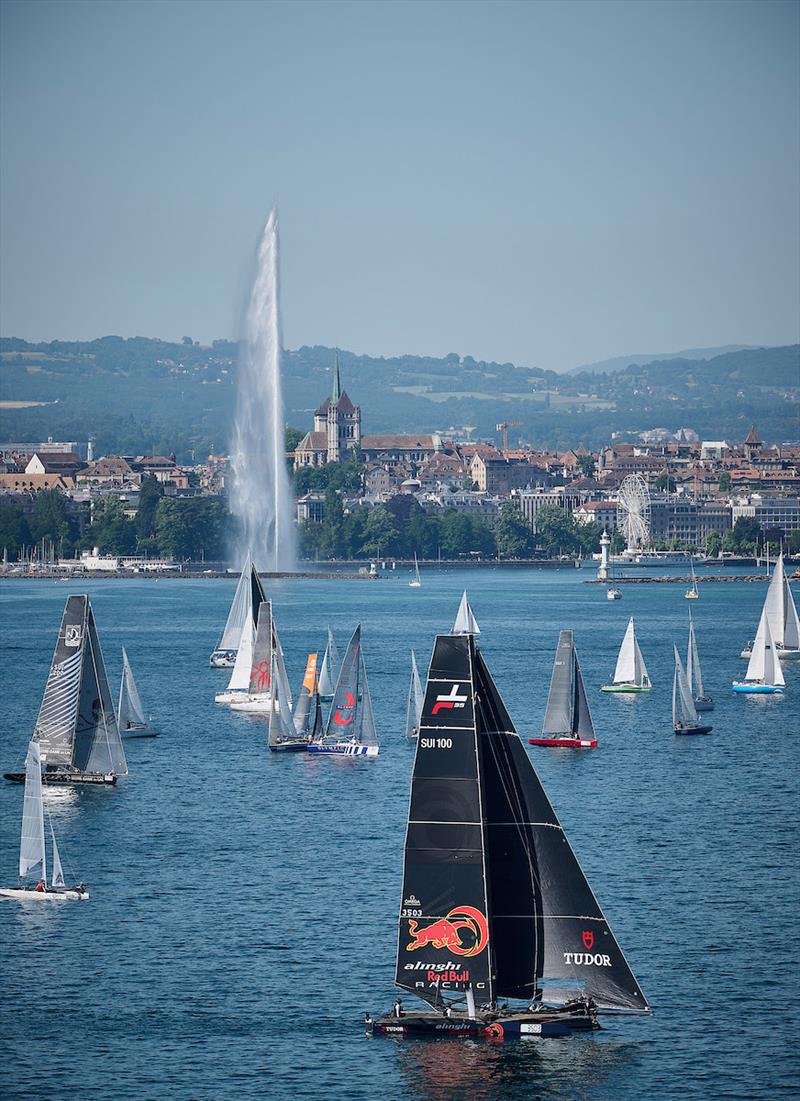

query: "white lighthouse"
left=597, top=528, right=611, bottom=581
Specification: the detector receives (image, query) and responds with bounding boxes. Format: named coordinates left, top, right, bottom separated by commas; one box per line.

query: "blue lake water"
left=0, top=569, right=797, bottom=1101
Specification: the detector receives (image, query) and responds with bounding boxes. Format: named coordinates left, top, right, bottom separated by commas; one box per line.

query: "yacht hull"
left=529, top=737, right=597, bottom=749
left=308, top=743, right=379, bottom=757
left=674, top=723, right=713, bottom=735
left=600, top=684, right=651, bottom=693
left=731, top=683, right=784, bottom=694
left=369, top=1010, right=598, bottom=1039
left=0, top=886, right=89, bottom=902
left=4, top=770, right=117, bottom=785
left=693, top=698, right=715, bottom=712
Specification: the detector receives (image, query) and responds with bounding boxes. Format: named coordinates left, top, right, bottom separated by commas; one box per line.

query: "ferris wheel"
left=617, top=474, right=651, bottom=552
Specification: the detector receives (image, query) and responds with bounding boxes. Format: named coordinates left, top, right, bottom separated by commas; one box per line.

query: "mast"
left=19, top=741, right=46, bottom=883
left=395, top=630, right=648, bottom=1012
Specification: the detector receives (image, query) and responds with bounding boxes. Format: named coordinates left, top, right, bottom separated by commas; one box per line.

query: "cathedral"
left=294, top=354, right=362, bottom=468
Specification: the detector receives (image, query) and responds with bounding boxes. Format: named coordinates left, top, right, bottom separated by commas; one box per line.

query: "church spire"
left=332, top=350, right=341, bottom=405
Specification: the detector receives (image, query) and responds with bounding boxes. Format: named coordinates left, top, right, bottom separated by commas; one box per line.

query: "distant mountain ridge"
left=570, top=345, right=760, bottom=375
left=0, top=336, right=797, bottom=460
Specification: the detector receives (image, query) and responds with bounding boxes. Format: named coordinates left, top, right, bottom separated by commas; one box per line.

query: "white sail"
left=612, top=618, right=637, bottom=684
left=217, top=554, right=252, bottom=650
left=673, top=646, right=698, bottom=726
left=783, top=577, right=800, bottom=650
left=452, top=591, right=481, bottom=636
left=20, top=741, right=46, bottom=881
left=120, top=647, right=147, bottom=726
left=318, top=626, right=341, bottom=696
left=357, top=653, right=379, bottom=747
left=50, top=825, right=65, bottom=889
left=745, top=609, right=785, bottom=686
left=273, top=619, right=294, bottom=711
left=762, top=616, right=785, bottom=687
left=226, top=622, right=255, bottom=693
left=404, top=650, right=424, bottom=738
left=763, top=554, right=786, bottom=647
left=686, top=613, right=704, bottom=698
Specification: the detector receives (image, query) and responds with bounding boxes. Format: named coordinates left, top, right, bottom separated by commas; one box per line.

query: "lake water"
left=0, top=569, right=797, bottom=1101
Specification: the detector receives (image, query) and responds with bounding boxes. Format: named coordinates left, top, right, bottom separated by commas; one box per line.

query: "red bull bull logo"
left=406, top=905, right=488, bottom=957
left=251, top=661, right=270, bottom=690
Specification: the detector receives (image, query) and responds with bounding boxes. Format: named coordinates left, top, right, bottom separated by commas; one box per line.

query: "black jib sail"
left=394, top=633, right=648, bottom=1013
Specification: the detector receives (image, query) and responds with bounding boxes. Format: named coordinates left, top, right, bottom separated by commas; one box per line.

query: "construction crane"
left=496, top=420, right=522, bottom=454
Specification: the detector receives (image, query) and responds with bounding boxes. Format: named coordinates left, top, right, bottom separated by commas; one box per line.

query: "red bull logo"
left=431, top=685, right=469, bottom=715
left=406, top=905, right=488, bottom=957
left=332, top=692, right=355, bottom=726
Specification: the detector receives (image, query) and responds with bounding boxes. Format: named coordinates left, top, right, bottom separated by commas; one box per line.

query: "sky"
left=1, top=0, right=798, bottom=371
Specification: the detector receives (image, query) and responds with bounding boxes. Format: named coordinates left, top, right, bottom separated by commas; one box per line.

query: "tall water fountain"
left=230, top=209, right=297, bottom=571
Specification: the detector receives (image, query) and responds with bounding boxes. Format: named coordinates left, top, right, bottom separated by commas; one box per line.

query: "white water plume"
left=230, top=209, right=296, bottom=571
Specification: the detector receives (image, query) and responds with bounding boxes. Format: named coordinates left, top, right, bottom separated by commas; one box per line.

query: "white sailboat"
left=0, top=742, right=89, bottom=901
left=409, top=554, right=422, bottom=588
left=740, top=553, right=800, bottom=660
left=601, top=617, right=652, bottom=692
left=686, top=611, right=714, bottom=711
left=118, top=647, right=158, bottom=737
left=452, top=591, right=481, bottom=635
left=3, top=595, right=127, bottom=786
left=733, top=609, right=786, bottom=694
left=685, top=557, right=700, bottom=600
left=673, top=646, right=712, bottom=735
left=318, top=626, right=341, bottom=699
left=209, top=556, right=265, bottom=666
left=308, top=625, right=379, bottom=756
left=231, top=602, right=294, bottom=714
left=404, top=650, right=424, bottom=738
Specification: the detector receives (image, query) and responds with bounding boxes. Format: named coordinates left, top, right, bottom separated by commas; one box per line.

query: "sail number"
left=420, top=737, right=453, bottom=749
left=400, top=908, right=423, bottom=917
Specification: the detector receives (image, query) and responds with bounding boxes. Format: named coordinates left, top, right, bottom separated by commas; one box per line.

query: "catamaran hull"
left=0, top=886, right=89, bottom=902
left=731, top=683, right=785, bottom=694
left=369, top=1011, right=598, bottom=1039
left=529, top=737, right=598, bottom=749
left=308, top=743, right=379, bottom=757
left=600, top=684, right=651, bottom=693
left=3, top=770, right=117, bottom=785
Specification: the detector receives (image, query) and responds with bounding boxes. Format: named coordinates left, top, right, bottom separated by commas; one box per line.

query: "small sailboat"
left=229, top=602, right=293, bottom=714
left=308, top=625, right=379, bottom=756
left=606, top=586, right=622, bottom=601
left=732, top=609, right=786, bottom=694
left=686, top=611, right=713, bottom=711
left=685, top=558, right=700, bottom=600
left=117, top=647, right=159, bottom=737
left=4, top=595, right=128, bottom=786
left=740, top=554, right=800, bottom=660
left=530, top=630, right=598, bottom=748
left=0, top=742, right=88, bottom=901
left=409, top=554, right=422, bottom=588
left=268, top=651, right=318, bottom=752
left=601, top=617, right=652, bottom=692
left=369, top=605, right=650, bottom=1037
left=404, top=650, right=424, bottom=738
left=673, top=646, right=713, bottom=735
left=318, top=626, right=341, bottom=700
left=452, top=591, right=480, bottom=635
left=210, top=555, right=264, bottom=666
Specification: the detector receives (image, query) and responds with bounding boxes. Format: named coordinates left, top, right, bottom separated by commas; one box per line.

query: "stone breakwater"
left=586, top=574, right=773, bottom=584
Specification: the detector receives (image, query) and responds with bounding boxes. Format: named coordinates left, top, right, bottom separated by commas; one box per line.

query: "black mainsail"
left=394, top=633, right=647, bottom=1014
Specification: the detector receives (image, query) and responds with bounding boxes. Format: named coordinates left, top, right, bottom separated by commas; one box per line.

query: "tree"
left=731, top=515, right=761, bottom=553
left=718, top=472, right=732, bottom=492
left=0, top=500, right=30, bottom=558
left=154, top=497, right=227, bottom=559
left=361, top=505, right=399, bottom=557
left=85, top=496, right=137, bottom=555
left=576, top=454, right=596, bottom=478
left=655, top=473, right=676, bottom=492
left=787, top=530, right=800, bottom=555
left=27, top=489, right=74, bottom=554
left=318, top=489, right=345, bottom=558
left=611, top=531, right=626, bottom=554
left=534, top=505, right=582, bottom=557
left=706, top=530, right=722, bottom=557
left=495, top=502, right=536, bottom=558
left=136, top=475, right=164, bottom=548
left=285, top=426, right=305, bottom=454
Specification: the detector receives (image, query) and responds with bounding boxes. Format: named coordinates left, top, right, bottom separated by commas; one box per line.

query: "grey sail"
left=673, top=646, right=698, bottom=726
left=318, top=626, right=341, bottom=697
left=50, top=825, right=65, bottom=889
left=73, top=603, right=128, bottom=776
left=33, top=595, right=87, bottom=767
left=404, top=650, right=424, bottom=738
left=248, top=601, right=273, bottom=695
left=268, top=650, right=296, bottom=747
left=292, top=653, right=318, bottom=736
left=324, top=625, right=361, bottom=739
left=573, top=651, right=595, bottom=739
left=217, top=554, right=253, bottom=650
left=357, top=652, right=379, bottom=747
left=686, top=613, right=704, bottom=699
left=119, top=647, right=148, bottom=726
left=19, top=741, right=46, bottom=880
left=542, top=631, right=576, bottom=735
left=272, top=616, right=293, bottom=711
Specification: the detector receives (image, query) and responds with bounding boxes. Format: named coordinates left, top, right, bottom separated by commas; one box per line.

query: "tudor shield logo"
left=582, top=930, right=594, bottom=951
left=431, top=685, right=469, bottom=715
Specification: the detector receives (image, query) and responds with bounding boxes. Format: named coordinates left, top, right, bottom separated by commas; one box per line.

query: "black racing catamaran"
left=4, top=595, right=128, bottom=786
left=369, top=626, right=650, bottom=1038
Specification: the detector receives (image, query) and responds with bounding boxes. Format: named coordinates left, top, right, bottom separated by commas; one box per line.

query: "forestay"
left=395, top=633, right=649, bottom=1013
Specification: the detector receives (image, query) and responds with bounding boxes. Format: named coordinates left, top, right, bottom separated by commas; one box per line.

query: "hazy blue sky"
left=1, top=0, right=798, bottom=370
